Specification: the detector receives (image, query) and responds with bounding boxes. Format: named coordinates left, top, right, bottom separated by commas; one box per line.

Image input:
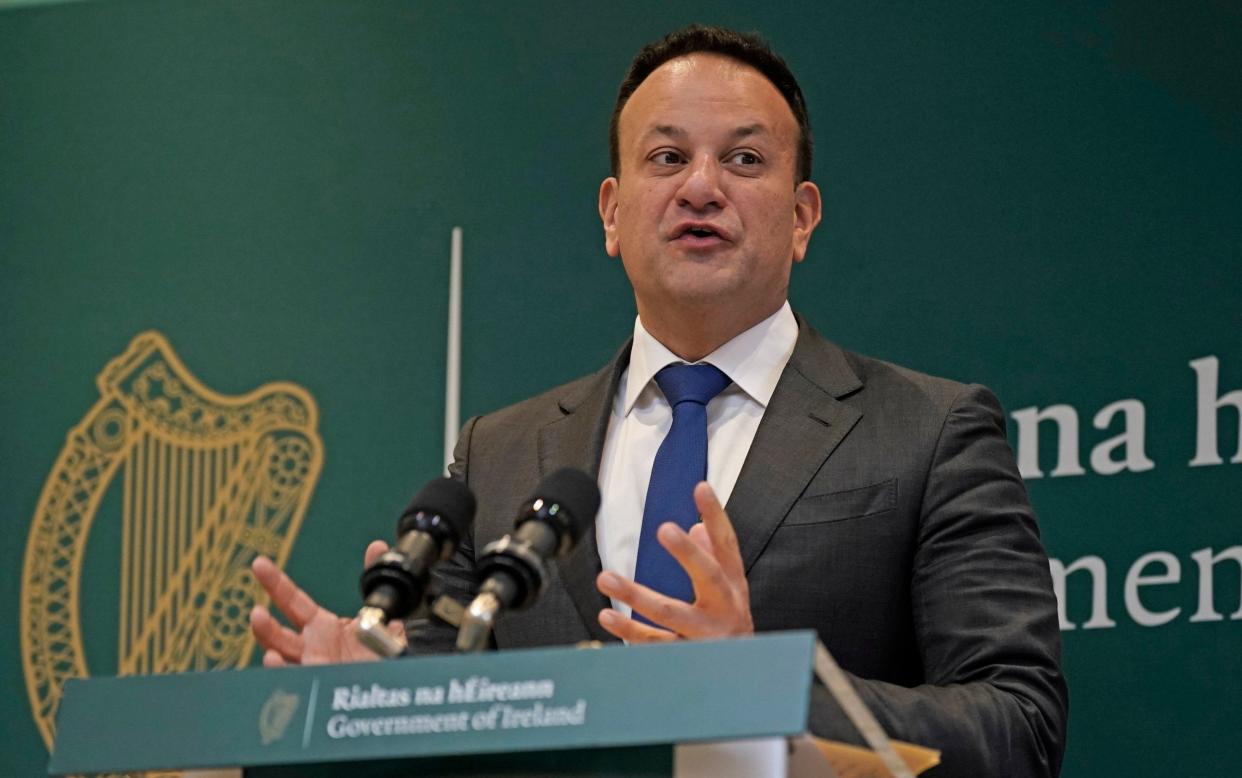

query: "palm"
left=249, top=541, right=394, bottom=667
left=300, top=611, right=376, bottom=665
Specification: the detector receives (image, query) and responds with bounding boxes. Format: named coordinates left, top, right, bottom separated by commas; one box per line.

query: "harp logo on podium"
left=20, top=331, right=324, bottom=757
left=259, top=688, right=302, bottom=745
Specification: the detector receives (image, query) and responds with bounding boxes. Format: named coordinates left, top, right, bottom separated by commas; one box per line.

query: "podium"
left=50, top=631, right=834, bottom=777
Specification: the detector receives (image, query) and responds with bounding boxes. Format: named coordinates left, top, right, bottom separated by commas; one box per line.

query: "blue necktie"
left=633, top=363, right=731, bottom=623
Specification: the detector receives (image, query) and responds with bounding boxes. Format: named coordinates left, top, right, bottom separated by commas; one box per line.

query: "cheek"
left=619, top=183, right=671, bottom=225
left=613, top=194, right=657, bottom=257
left=750, top=198, right=797, bottom=246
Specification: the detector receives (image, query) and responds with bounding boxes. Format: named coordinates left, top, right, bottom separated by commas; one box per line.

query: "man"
left=251, top=25, right=1068, bottom=776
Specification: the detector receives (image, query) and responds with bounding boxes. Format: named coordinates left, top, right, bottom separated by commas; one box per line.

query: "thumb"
left=363, top=539, right=390, bottom=568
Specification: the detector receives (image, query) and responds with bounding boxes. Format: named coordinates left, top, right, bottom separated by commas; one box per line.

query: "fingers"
left=262, top=649, right=288, bottom=668
left=593, top=482, right=754, bottom=641
left=251, top=555, right=321, bottom=630
left=597, top=608, right=678, bottom=644
left=655, top=523, right=731, bottom=609
left=363, top=539, right=389, bottom=569
left=597, top=570, right=703, bottom=634
left=250, top=604, right=304, bottom=663
left=693, top=482, right=746, bottom=582
left=688, top=523, right=714, bottom=554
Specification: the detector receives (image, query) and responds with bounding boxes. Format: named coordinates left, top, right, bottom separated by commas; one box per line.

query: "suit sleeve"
left=402, top=415, right=487, bottom=654
left=806, top=385, right=1068, bottom=777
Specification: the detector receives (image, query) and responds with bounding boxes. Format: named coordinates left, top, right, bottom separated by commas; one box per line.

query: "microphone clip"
left=356, top=606, right=408, bottom=658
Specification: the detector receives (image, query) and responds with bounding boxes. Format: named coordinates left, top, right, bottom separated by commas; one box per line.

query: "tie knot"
left=654, top=363, right=731, bottom=408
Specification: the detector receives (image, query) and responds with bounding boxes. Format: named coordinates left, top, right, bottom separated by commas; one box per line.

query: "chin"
left=660, top=280, right=745, bottom=308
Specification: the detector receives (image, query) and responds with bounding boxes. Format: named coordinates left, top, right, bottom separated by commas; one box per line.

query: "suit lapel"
left=536, top=342, right=630, bottom=643
left=727, top=319, right=865, bottom=572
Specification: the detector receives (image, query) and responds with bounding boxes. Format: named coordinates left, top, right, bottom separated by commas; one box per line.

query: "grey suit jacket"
left=414, top=316, right=1068, bottom=777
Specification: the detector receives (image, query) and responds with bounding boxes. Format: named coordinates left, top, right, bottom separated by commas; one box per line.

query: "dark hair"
left=609, top=25, right=813, bottom=183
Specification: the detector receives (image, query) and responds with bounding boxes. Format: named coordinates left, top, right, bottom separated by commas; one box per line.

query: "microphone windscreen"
left=399, top=477, right=477, bottom=538
left=531, top=468, right=601, bottom=543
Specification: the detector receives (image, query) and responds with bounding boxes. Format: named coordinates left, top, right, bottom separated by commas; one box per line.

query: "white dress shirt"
left=595, top=301, right=799, bottom=615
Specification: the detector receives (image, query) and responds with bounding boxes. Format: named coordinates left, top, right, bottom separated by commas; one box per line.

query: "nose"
left=674, top=153, right=725, bottom=212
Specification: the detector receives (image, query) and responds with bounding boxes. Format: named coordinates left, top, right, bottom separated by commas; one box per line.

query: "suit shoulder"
left=838, top=347, right=1002, bottom=418
left=467, top=364, right=609, bottom=433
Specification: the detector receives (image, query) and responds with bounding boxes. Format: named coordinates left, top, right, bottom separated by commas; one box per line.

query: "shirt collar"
left=623, top=301, right=798, bottom=416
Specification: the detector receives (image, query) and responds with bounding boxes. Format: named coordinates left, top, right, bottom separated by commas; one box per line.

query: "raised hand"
left=595, top=481, right=754, bottom=642
left=249, top=540, right=403, bottom=666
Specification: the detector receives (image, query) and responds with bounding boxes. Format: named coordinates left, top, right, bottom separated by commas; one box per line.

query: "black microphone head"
left=529, top=468, right=600, bottom=544
left=398, top=477, right=476, bottom=539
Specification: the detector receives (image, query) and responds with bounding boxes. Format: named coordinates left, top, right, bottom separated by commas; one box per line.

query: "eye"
left=649, top=149, right=685, bottom=166
left=727, top=150, right=762, bottom=166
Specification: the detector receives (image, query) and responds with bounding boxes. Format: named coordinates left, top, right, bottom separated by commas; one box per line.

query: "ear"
left=791, top=180, right=822, bottom=263
left=598, top=176, right=621, bottom=258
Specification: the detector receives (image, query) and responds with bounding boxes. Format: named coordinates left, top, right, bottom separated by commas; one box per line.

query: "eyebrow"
left=642, top=123, right=770, bottom=142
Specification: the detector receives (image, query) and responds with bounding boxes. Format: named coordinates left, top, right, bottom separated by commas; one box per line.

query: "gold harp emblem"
left=20, top=331, right=324, bottom=757
left=258, top=688, right=301, bottom=746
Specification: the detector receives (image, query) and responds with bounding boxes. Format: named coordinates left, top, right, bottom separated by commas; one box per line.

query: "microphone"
left=355, top=477, right=477, bottom=657
left=456, top=468, right=601, bottom=652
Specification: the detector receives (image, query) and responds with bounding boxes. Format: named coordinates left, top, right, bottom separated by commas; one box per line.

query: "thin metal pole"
left=443, top=226, right=463, bottom=472
left=813, top=640, right=915, bottom=778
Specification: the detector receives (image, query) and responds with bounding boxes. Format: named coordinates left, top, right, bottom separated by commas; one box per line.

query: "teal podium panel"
left=49, top=632, right=815, bottom=775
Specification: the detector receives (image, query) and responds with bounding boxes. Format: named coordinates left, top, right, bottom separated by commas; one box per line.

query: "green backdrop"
left=2, top=1, right=1238, bottom=775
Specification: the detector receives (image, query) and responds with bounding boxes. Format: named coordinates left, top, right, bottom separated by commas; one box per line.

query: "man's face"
left=599, top=53, right=821, bottom=329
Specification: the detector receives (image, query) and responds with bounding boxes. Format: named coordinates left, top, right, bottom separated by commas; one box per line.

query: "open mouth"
left=676, top=224, right=728, bottom=241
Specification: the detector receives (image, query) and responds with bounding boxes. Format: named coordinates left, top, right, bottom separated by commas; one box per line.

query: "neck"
left=637, top=299, right=785, bottom=362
